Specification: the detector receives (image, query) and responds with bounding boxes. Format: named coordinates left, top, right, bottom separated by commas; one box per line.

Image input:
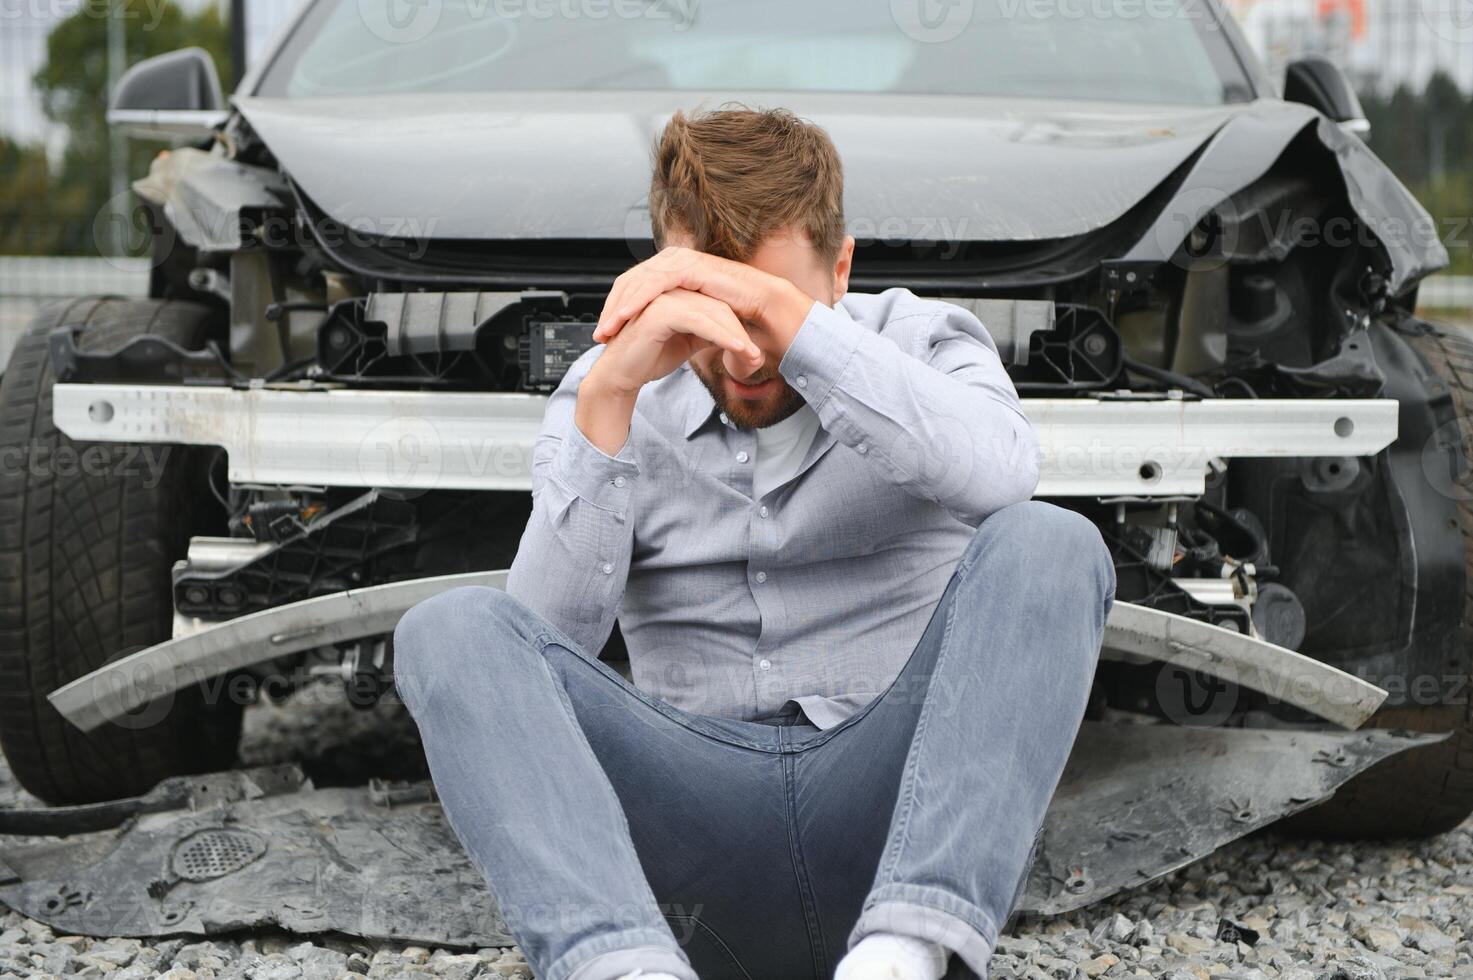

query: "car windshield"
left=256, top=0, right=1254, bottom=106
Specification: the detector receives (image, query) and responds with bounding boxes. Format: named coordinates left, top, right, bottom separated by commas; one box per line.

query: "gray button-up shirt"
left=506, top=288, right=1040, bottom=729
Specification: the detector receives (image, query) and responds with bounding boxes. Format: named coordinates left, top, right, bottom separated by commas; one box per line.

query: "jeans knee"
left=392, top=586, right=527, bottom=712
left=968, top=501, right=1114, bottom=602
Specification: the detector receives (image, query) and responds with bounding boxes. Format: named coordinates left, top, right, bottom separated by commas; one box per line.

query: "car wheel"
left=1284, top=321, right=1473, bottom=839
left=0, top=296, right=243, bottom=804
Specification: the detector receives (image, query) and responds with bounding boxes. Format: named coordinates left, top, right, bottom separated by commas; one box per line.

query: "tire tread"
left=0, top=297, right=242, bottom=804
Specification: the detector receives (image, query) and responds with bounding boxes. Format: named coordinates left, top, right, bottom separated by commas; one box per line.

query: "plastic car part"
left=1012, top=305, right=1124, bottom=393
left=520, top=318, right=598, bottom=390
left=49, top=571, right=507, bottom=735
left=931, top=298, right=1055, bottom=366
left=47, top=569, right=1389, bottom=735
left=1019, top=724, right=1440, bottom=914
left=0, top=766, right=514, bottom=947
left=128, top=146, right=287, bottom=251
left=1104, top=524, right=1252, bottom=634
left=171, top=490, right=419, bottom=618
left=47, top=326, right=239, bottom=385
left=0, top=767, right=306, bottom=836
left=314, top=292, right=1059, bottom=391
left=314, top=289, right=603, bottom=389
left=0, top=729, right=1434, bottom=944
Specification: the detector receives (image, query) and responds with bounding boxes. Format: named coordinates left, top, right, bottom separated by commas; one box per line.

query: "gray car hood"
left=236, top=91, right=1236, bottom=243
left=235, top=90, right=1446, bottom=292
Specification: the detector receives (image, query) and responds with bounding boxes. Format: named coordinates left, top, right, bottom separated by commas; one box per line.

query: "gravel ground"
left=0, top=684, right=1469, bottom=980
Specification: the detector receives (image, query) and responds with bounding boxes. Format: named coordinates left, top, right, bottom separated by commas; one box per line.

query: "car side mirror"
left=108, top=47, right=228, bottom=140
left=1283, top=55, right=1370, bottom=137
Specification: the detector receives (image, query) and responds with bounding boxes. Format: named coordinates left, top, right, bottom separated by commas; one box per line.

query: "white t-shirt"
left=753, top=403, right=822, bottom=501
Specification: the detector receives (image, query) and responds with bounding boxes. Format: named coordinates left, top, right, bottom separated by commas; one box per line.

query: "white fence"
left=1418, top=276, right=1473, bottom=313
left=0, top=257, right=151, bottom=369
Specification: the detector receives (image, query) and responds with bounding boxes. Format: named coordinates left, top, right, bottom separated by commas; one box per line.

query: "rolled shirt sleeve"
left=777, top=297, right=1041, bottom=526
left=507, top=346, right=637, bottom=655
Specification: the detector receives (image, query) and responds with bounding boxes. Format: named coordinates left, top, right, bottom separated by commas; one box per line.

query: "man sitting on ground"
left=394, top=107, right=1114, bottom=980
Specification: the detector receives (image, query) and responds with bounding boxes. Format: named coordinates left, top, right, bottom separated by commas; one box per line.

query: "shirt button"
left=856, top=443, right=868, bottom=455
left=755, top=570, right=767, bottom=583
left=600, top=561, right=614, bottom=574
left=613, top=476, right=626, bottom=488
left=759, top=505, right=770, bottom=518
left=719, top=412, right=729, bottom=425
left=796, top=375, right=808, bottom=389
left=736, top=450, right=750, bottom=463
left=758, top=658, right=772, bottom=671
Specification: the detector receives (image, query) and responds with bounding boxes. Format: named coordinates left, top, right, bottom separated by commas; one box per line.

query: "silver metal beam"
left=48, top=571, right=1385, bottom=734
left=1028, top=396, right=1396, bottom=495
left=53, top=383, right=1398, bottom=497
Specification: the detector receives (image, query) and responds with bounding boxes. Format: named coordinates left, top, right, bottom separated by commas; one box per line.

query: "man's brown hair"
left=650, top=106, right=845, bottom=264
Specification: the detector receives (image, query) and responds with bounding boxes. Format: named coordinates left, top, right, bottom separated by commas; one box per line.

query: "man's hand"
left=576, top=288, right=763, bottom=456
left=594, top=246, right=812, bottom=351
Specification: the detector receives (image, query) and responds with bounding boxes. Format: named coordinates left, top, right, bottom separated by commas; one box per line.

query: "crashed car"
left=1, top=0, right=1470, bottom=946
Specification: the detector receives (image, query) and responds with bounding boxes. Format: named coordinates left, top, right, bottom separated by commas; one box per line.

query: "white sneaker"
left=834, top=933, right=948, bottom=980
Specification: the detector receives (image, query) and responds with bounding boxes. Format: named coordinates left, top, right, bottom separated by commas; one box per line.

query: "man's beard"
left=692, top=360, right=807, bottom=430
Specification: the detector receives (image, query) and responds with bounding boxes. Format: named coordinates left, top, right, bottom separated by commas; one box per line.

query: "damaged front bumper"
left=47, top=572, right=1387, bottom=734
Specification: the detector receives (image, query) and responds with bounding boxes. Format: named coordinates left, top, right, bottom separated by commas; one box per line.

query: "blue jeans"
left=393, top=501, right=1114, bottom=980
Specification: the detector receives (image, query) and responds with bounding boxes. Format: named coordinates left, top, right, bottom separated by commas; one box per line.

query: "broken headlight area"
left=314, top=289, right=602, bottom=392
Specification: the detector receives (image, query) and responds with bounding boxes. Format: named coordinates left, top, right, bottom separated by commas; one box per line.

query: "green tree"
left=1359, top=73, right=1473, bottom=278
left=0, top=136, right=89, bottom=254
left=26, top=0, right=229, bottom=255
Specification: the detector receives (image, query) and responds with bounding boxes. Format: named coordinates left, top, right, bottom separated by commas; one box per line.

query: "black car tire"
left=0, top=297, right=242, bottom=805
left=1285, top=322, right=1473, bottom=839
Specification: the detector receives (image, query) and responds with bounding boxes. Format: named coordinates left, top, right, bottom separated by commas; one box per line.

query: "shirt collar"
left=680, top=367, right=722, bottom=440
